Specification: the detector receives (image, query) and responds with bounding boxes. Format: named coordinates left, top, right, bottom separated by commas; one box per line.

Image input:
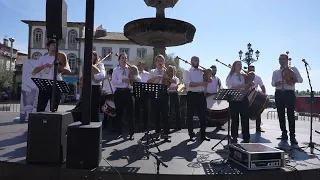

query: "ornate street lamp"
left=238, top=43, right=260, bottom=70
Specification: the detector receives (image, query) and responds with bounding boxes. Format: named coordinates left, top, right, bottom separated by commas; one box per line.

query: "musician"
left=135, top=61, right=150, bottom=130
left=79, top=51, right=105, bottom=122
left=207, top=65, right=223, bottom=130
left=248, top=65, right=266, bottom=133
left=147, top=54, right=171, bottom=142
left=32, top=40, right=71, bottom=112
left=102, top=69, right=116, bottom=129
left=226, top=60, right=251, bottom=143
left=112, top=52, right=141, bottom=140
left=271, top=54, right=303, bottom=144
left=183, top=56, right=210, bottom=141
left=167, top=65, right=181, bottom=130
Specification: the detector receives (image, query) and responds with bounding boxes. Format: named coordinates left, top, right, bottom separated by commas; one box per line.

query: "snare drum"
left=206, top=95, right=229, bottom=126
left=247, top=89, right=270, bottom=118
left=101, top=100, right=116, bottom=117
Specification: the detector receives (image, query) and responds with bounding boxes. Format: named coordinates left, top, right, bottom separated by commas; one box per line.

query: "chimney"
left=94, top=25, right=107, bottom=38
left=3, top=38, right=8, bottom=46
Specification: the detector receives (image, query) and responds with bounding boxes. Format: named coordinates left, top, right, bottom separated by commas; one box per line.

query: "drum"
left=101, top=100, right=116, bottom=117
left=206, top=95, right=230, bottom=126
left=247, top=89, right=270, bottom=118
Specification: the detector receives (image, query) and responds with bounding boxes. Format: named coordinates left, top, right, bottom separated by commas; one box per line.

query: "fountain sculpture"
left=124, top=0, right=196, bottom=67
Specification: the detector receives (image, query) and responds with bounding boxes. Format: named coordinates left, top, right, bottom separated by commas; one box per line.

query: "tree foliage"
left=0, top=63, right=14, bottom=91
left=131, top=53, right=185, bottom=81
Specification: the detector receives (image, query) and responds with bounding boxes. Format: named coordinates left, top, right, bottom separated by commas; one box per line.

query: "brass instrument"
left=176, top=56, right=212, bottom=82
left=175, top=56, right=212, bottom=92
left=80, top=52, right=113, bottom=88
left=215, top=59, right=255, bottom=84
left=282, top=51, right=296, bottom=86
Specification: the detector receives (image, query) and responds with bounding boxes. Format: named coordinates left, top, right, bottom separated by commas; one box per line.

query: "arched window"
left=33, top=28, right=43, bottom=43
left=68, top=53, right=77, bottom=73
left=32, top=52, right=42, bottom=60
left=68, top=30, right=78, bottom=44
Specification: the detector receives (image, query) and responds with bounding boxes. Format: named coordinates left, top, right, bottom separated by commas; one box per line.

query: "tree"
left=0, top=63, right=14, bottom=92
left=131, top=53, right=185, bottom=81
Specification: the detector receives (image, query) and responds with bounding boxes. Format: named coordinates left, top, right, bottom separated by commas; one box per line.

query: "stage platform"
left=1, top=112, right=320, bottom=180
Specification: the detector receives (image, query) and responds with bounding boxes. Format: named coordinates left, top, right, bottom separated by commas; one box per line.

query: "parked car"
left=268, top=99, right=276, bottom=109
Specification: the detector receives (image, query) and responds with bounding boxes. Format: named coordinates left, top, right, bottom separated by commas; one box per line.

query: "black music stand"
left=133, top=82, right=168, bottom=154
left=31, top=78, right=71, bottom=112
left=211, top=89, right=246, bottom=151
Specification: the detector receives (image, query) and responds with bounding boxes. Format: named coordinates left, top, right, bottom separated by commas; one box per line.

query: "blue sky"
left=1, top=0, right=319, bottom=94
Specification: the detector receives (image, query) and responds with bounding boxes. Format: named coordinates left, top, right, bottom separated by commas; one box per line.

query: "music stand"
left=211, top=89, right=246, bottom=151
left=133, top=82, right=168, bottom=154
left=31, top=78, right=71, bottom=112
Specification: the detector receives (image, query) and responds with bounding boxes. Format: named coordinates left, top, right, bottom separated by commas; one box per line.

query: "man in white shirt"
left=32, top=40, right=71, bottom=112
left=135, top=61, right=150, bottom=130
left=207, top=65, right=224, bottom=130
left=167, top=65, right=181, bottom=130
left=248, top=65, right=266, bottom=133
left=183, top=56, right=210, bottom=142
left=112, top=53, right=141, bottom=140
left=147, top=54, right=171, bottom=142
left=271, top=54, right=303, bottom=145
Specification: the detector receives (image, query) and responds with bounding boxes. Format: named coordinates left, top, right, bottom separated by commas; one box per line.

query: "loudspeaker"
left=66, top=122, right=102, bottom=169
left=46, top=0, right=68, bottom=39
left=26, top=112, right=74, bottom=164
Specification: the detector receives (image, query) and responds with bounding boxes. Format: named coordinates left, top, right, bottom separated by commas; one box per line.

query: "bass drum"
left=247, top=89, right=270, bottom=119
left=206, top=95, right=229, bottom=127
left=101, top=100, right=116, bottom=117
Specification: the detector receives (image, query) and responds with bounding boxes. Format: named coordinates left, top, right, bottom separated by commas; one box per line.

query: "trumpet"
left=215, top=59, right=255, bottom=84
left=175, top=56, right=212, bottom=82
left=80, top=52, right=112, bottom=88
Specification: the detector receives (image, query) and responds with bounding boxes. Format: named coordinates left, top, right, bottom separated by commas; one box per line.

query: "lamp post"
left=9, top=38, right=15, bottom=73
left=238, top=43, right=260, bottom=71
left=75, top=38, right=81, bottom=94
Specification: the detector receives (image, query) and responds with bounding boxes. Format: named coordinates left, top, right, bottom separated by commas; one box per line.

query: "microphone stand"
left=300, top=61, right=320, bottom=154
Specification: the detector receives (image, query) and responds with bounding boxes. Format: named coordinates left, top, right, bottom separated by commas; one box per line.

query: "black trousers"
left=169, top=93, right=181, bottom=127
left=134, top=97, right=149, bottom=128
left=256, top=114, right=262, bottom=129
left=230, top=96, right=250, bottom=141
left=114, top=88, right=134, bottom=135
left=275, top=90, right=296, bottom=138
left=187, top=92, right=207, bottom=137
left=151, top=95, right=170, bottom=134
left=37, top=88, right=61, bottom=112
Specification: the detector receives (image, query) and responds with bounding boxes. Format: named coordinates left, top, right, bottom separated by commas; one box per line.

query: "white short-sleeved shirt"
left=35, top=55, right=63, bottom=80
left=253, top=75, right=264, bottom=89
left=206, top=76, right=221, bottom=94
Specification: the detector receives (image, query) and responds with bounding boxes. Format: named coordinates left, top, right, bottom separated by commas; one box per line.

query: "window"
left=32, top=52, right=42, bottom=60
left=137, top=48, right=147, bottom=58
left=68, top=30, right=77, bottom=44
left=102, top=47, right=112, bottom=59
left=33, top=28, right=43, bottom=43
left=119, top=48, right=130, bottom=59
left=68, top=53, right=77, bottom=73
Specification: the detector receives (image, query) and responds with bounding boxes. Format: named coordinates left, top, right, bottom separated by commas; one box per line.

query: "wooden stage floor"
left=1, top=112, right=320, bottom=180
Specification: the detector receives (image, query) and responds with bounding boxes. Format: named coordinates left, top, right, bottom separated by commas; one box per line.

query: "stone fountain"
left=124, top=0, right=196, bottom=67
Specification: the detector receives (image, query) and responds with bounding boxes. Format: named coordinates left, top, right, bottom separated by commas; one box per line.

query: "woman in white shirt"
left=226, top=60, right=252, bottom=143
left=167, top=65, right=181, bottom=130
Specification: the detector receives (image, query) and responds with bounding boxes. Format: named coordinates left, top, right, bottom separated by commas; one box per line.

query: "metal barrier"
left=266, top=110, right=320, bottom=122
left=0, top=101, right=20, bottom=112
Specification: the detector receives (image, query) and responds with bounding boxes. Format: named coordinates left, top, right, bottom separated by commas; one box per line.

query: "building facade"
left=21, top=21, right=153, bottom=95
left=79, top=25, right=153, bottom=72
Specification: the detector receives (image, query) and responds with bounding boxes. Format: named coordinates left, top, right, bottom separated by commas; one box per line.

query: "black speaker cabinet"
left=26, top=112, right=74, bottom=164
left=46, top=0, right=67, bottom=39
left=66, top=122, right=102, bottom=170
